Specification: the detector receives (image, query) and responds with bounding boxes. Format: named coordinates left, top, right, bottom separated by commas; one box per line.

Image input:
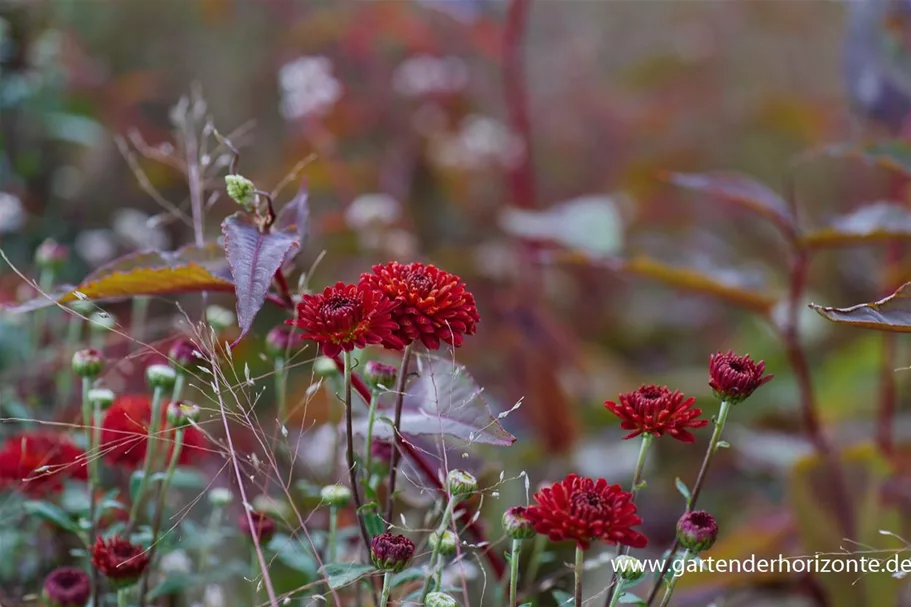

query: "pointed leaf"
left=802, top=202, right=911, bottom=247
left=351, top=356, right=516, bottom=446
left=2, top=243, right=233, bottom=313
left=24, top=500, right=81, bottom=535
left=276, top=178, right=310, bottom=265
left=321, top=562, right=375, bottom=589
left=674, top=477, right=692, bottom=507
left=222, top=212, right=301, bottom=343
left=811, top=282, right=911, bottom=332
left=666, top=171, right=796, bottom=236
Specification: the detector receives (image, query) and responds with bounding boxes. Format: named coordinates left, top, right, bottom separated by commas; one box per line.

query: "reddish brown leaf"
left=824, top=140, right=911, bottom=177
left=667, top=171, right=797, bottom=237
left=802, top=202, right=911, bottom=247
left=811, top=282, right=911, bottom=332
left=275, top=178, right=310, bottom=269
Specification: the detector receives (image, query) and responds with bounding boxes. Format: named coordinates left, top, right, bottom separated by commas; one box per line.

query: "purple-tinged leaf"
left=276, top=179, right=309, bottom=268
left=811, top=282, right=911, bottom=332
left=666, top=171, right=797, bottom=237
left=803, top=202, right=911, bottom=247
left=352, top=356, right=516, bottom=447
left=222, top=213, right=300, bottom=344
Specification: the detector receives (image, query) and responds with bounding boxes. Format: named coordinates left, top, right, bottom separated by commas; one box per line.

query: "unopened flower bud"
left=429, top=530, right=458, bottom=556
left=167, top=401, right=201, bottom=428
left=502, top=506, right=536, bottom=540
left=42, top=566, right=90, bottom=607
left=708, top=351, right=773, bottom=405
left=313, top=356, right=339, bottom=378
left=447, top=469, right=477, bottom=499
left=89, top=311, right=115, bottom=332
left=146, top=364, right=177, bottom=390
left=370, top=532, right=415, bottom=572
left=87, top=388, right=115, bottom=411
left=266, top=325, right=302, bottom=358
left=676, top=510, right=718, bottom=554
left=364, top=360, right=397, bottom=390
left=238, top=510, right=276, bottom=544
left=168, top=339, right=200, bottom=374
left=35, top=238, right=69, bottom=270
left=208, top=487, right=233, bottom=508
left=206, top=305, right=235, bottom=332
left=425, top=592, right=459, bottom=607
left=613, top=555, right=645, bottom=581
left=69, top=300, right=95, bottom=316
left=72, top=349, right=104, bottom=377
left=225, top=175, right=257, bottom=210
left=320, top=484, right=352, bottom=508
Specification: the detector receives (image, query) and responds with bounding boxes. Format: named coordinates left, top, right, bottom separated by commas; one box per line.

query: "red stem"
left=333, top=356, right=507, bottom=579
left=503, top=0, right=535, bottom=210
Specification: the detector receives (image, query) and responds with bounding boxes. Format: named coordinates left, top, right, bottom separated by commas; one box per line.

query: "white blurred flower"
left=160, top=549, right=193, bottom=574
left=112, top=209, right=170, bottom=250
left=295, top=424, right=338, bottom=476
left=430, top=115, right=524, bottom=171
left=439, top=559, right=479, bottom=588
left=345, top=193, right=401, bottom=231
left=74, top=229, right=117, bottom=266
left=381, top=228, right=418, bottom=259
left=203, top=584, right=226, bottom=607
left=0, top=192, right=24, bottom=234
left=279, top=56, right=343, bottom=120
left=392, top=54, right=468, bottom=97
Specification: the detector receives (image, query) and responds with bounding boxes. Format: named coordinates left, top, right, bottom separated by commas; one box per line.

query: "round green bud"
left=146, top=364, right=177, bottom=390
left=364, top=360, right=397, bottom=391
left=320, top=484, right=352, bottom=508
left=429, top=530, right=458, bottom=556
left=87, top=388, right=116, bottom=410
left=72, top=349, right=104, bottom=377
left=88, top=311, right=115, bottom=332
left=205, top=305, right=235, bottom=332
left=167, top=401, right=201, bottom=428
left=447, top=469, right=477, bottom=499
left=252, top=494, right=290, bottom=520
left=313, top=357, right=339, bottom=378
left=225, top=174, right=257, bottom=210
left=69, top=300, right=95, bottom=316
left=35, top=238, right=69, bottom=270
left=614, top=555, right=645, bottom=582
left=425, top=592, right=459, bottom=607
left=502, top=506, right=536, bottom=540
left=676, top=510, right=718, bottom=554
left=208, top=487, right=233, bottom=508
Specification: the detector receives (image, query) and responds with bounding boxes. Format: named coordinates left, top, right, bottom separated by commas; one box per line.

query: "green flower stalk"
left=574, top=544, right=585, bottom=607
left=502, top=506, right=535, bottom=607
left=609, top=556, right=645, bottom=607
left=88, top=311, right=115, bottom=349
left=420, top=484, right=468, bottom=602
left=379, top=572, right=392, bottom=607
left=320, top=485, right=351, bottom=563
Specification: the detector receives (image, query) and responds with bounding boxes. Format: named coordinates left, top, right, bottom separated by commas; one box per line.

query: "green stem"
left=419, top=496, right=458, bottom=602
left=118, top=588, right=129, bottom=607
left=327, top=505, right=338, bottom=563
left=81, top=376, right=99, bottom=605
left=379, top=571, right=392, bottom=607
left=57, top=313, right=83, bottom=403
left=508, top=539, right=521, bottom=607
left=32, top=269, right=54, bottom=355
left=128, top=385, right=165, bottom=526
left=607, top=580, right=626, bottom=607
left=574, top=544, right=584, bottom=607
left=364, top=388, right=380, bottom=477
left=198, top=505, right=224, bottom=573
left=171, top=374, right=186, bottom=403
left=274, top=356, right=288, bottom=421
left=250, top=547, right=259, bottom=604
left=131, top=296, right=149, bottom=345
left=384, top=343, right=414, bottom=522
left=658, top=550, right=691, bottom=607
left=523, top=534, right=546, bottom=594
left=343, top=351, right=372, bottom=552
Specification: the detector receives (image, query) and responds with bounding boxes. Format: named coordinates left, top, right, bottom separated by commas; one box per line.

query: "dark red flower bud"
left=370, top=532, right=415, bottom=572
left=238, top=510, right=276, bottom=544
left=265, top=325, right=304, bottom=358
left=168, top=339, right=202, bottom=374
left=676, top=510, right=718, bottom=554
left=91, top=535, right=149, bottom=589
left=708, top=351, right=773, bottom=404
left=42, top=567, right=91, bottom=607
left=364, top=360, right=398, bottom=390
left=502, top=506, right=536, bottom=540
left=35, top=238, right=70, bottom=270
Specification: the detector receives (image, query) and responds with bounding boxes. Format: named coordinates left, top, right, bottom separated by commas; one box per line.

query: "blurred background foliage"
left=4, top=0, right=911, bottom=605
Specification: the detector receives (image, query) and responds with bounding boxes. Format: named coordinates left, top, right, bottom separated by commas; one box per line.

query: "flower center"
left=320, top=295, right=358, bottom=319
left=571, top=490, right=606, bottom=516
left=406, top=271, right=433, bottom=295
left=688, top=511, right=714, bottom=529
left=56, top=571, right=81, bottom=588
left=639, top=386, right=665, bottom=400
left=728, top=360, right=747, bottom=374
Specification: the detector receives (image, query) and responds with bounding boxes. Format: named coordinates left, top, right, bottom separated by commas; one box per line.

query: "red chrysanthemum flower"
left=708, top=351, right=774, bottom=404
left=0, top=433, right=87, bottom=495
left=91, top=535, right=149, bottom=589
left=238, top=510, right=277, bottom=544
left=286, top=281, right=403, bottom=357
left=42, top=567, right=91, bottom=607
left=100, top=394, right=207, bottom=468
left=605, top=385, right=708, bottom=443
left=524, top=473, right=647, bottom=550
left=360, top=262, right=480, bottom=350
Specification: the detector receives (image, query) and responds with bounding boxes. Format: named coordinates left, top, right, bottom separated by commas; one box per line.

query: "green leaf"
left=168, top=468, right=208, bottom=489
left=617, top=593, right=646, bottom=605
left=553, top=589, right=574, bottom=605
left=24, top=500, right=81, bottom=535
left=129, top=471, right=144, bottom=503
left=675, top=477, right=692, bottom=507
left=321, top=563, right=375, bottom=590
left=357, top=505, right=385, bottom=538
left=716, top=440, right=731, bottom=450
left=390, top=567, right=424, bottom=588
left=148, top=574, right=194, bottom=599
left=269, top=534, right=317, bottom=576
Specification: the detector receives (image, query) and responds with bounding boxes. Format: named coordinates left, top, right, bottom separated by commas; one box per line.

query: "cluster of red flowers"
left=0, top=433, right=87, bottom=495
left=100, top=394, right=207, bottom=468
left=288, top=261, right=479, bottom=356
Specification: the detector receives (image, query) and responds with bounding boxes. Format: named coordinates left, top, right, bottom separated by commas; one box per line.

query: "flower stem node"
left=225, top=174, right=257, bottom=210
left=320, top=484, right=352, bottom=508
left=87, top=388, right=115, bottom=410
left=313, top=356, right=339, bottom=378
left=35, top=238, right=69, bottom=271
left=72, top=349, right=104, bottom=378
left=370, top=532, right=415, bottom=573
left=676, top=510, right=718, bottom=554
left=42, top=567, right=91, bottom=607
left=614, top=555, right=645, bottom=582
left=167, top=401, right=201, bottom=428
left=364, top=360, right=398, bottom=390
left=425, top=592, right=459, bottom=607
left=502, top=506, right=536, bottom=540
left=429, top=529, right=458, bottom=556
left=146, top=364, right=177, bottom=390
left=208, top=487, right=233, bottom=508
left=447, top=469, right=478, bottom=499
